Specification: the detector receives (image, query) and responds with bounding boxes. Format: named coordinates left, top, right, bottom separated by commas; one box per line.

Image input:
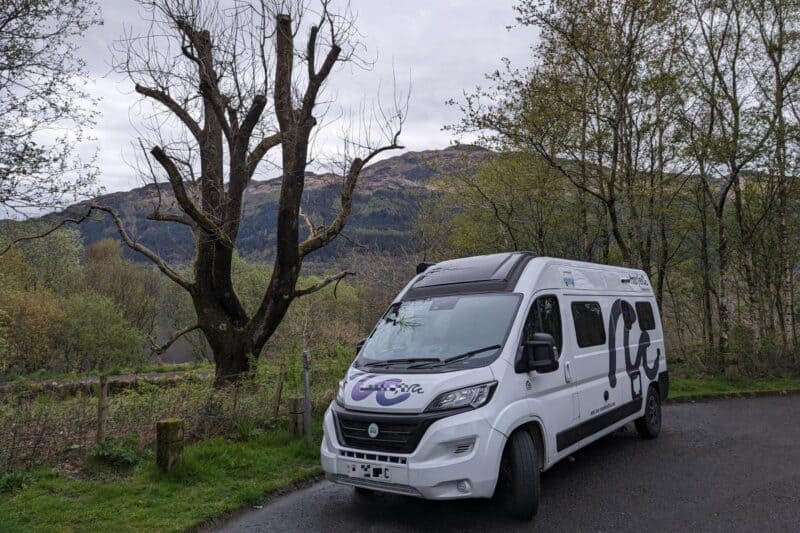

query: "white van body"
left=321, top=253, right=668, bottom=516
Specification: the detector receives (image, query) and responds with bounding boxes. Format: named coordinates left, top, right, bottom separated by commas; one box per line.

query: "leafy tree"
left=0, top=289, right=66, bottom=373
left=431, top=153, right=593, bottom=258
left=83, top=239, right=161, bottom=340
left=0, top=221, right=83, bottom=292
left=0, top=0, right=100, bottom=214
left=62, top=292, right=144, bottom=374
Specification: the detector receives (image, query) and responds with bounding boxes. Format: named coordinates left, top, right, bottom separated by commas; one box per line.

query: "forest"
left=432, top=0, right=800, bottom=379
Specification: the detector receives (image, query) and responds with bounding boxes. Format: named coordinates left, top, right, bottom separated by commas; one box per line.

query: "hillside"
left=48, top=145, right=493, bottom=264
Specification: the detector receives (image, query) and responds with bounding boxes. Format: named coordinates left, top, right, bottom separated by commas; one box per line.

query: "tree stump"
left=288, top=397, right=304, bottom=437
left=156, top=418, right=184, bottom=472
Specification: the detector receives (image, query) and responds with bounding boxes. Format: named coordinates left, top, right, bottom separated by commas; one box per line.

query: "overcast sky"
left=81, top=1, right=537, bottom=194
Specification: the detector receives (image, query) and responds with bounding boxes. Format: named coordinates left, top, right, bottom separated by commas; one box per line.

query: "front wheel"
left=635, top=385, right=662, bottom=439
left=496, top=429, right=540, bottom=520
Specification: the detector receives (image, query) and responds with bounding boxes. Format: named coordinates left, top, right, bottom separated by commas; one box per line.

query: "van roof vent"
left=403, top=252, right=534, bottom=300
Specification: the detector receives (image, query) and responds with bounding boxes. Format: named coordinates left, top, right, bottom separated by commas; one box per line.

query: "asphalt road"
left=217, top=395, right=800, bottom=532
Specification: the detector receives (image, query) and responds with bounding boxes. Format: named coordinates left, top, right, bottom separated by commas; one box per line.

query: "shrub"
left=0, top=471, right=34, bottom=493
left=88, top=435, right=143, bottom=468
left=62, top=291, right=145, bottom=373
left=0, top=289, right=66, bottom=373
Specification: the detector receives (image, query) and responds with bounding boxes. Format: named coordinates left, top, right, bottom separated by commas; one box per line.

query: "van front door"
left=521, top=294, right=579, bottom=454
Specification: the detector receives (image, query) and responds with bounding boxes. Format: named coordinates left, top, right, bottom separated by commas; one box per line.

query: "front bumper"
left=321, top=403, right=507, bottom=499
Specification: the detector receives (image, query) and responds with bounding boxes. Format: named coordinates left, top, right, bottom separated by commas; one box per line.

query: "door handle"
left=564, top=361, right=573, bottom=383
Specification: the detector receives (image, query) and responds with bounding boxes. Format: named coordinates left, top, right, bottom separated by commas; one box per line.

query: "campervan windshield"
left=355, top=292, right=521, bottom=371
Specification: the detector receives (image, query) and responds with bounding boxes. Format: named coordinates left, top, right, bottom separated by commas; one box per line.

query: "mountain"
left=48, top=145, right=493, bottom=264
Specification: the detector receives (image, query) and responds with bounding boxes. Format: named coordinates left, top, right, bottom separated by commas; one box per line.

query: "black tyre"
left=496, top=429, right=540, bottom=520
left=635, top=385, right=662, bottom=439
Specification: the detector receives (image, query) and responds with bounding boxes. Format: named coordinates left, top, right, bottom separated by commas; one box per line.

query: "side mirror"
left=356, top=338, right=367, bottom=356
left=515, top=332, right=559, bottom=374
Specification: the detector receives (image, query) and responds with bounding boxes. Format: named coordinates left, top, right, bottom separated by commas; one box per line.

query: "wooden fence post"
left=288, top=397, right=304, bottom=437
left=302, top=349, right=313, bottom=446
left=96, top=374, right=109, bottom=444
left=271, top=361, right=286, bottom=422
left=156, top=418, right=184, bottom=472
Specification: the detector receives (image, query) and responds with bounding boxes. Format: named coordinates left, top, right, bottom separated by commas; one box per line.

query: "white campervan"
left=321, top=252, right=669, bottom=519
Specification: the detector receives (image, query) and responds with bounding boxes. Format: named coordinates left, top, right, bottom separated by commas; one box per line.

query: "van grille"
left=335, top=415, right=429, bottom=453
left=331, top=403, right=472, bottom=455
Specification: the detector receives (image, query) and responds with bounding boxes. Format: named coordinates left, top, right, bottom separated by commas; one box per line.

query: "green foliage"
left=0, top=471, right=34, bottom=494
left=62, top=291, right=145, bottom=373
left=83, top=239, right=162, bottom=338
left=0, top=222, right=83, bottom=293
left=0, top=288, right=66, bottom=374
left=670, top=376, right=800, bottom=399
left=89, top=434, right=144, bottom=468
left=0, top=0, right=100, bottom=213
left=429, top=152, right=596, bottom=258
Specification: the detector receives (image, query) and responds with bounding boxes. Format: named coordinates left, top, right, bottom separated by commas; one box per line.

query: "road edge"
left=667, top=387, right=800, bottom=403
left=191, top=471, right=326, bottom=533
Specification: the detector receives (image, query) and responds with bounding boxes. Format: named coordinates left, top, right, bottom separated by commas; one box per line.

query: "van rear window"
left=635, top=301, right=656, bottom=331
left=571, top=301, right=606, bottom=348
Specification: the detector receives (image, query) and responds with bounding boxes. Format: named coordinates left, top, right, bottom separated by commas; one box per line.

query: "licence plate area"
left=343, top=461, right=406, bottom=484
left=344, top=461, right=391, bottom=481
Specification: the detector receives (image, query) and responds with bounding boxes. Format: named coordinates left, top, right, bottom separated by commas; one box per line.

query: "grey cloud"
left=78, top=0, right=536, bottom=192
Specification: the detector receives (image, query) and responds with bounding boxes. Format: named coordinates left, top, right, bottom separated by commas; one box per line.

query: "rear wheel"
left=496, top=429, right=540, bottom=520
left=635, top=385, right=662, bottom=439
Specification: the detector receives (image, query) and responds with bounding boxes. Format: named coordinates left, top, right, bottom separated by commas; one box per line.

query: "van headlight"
left=425, top=381, right=497, bottom=412
left=335, top=379, right=346, bottom=406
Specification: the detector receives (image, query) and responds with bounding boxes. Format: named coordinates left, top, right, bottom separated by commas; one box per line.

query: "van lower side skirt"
left=556, top=397, right=643, bottom=452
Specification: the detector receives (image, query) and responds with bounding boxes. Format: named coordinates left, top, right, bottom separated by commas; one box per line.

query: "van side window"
left=523, top=296, right=563, bottom=355
left=635, top=301, right=656, bottom=331
left=571, top=301, right=606, bottom=348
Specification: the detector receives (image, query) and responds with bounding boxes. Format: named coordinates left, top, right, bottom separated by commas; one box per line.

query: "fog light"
left=456, top=479, right=470, bottom=493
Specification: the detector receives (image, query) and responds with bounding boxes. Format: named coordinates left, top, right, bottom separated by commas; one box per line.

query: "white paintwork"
left=321, top=256, right=667, bottom=500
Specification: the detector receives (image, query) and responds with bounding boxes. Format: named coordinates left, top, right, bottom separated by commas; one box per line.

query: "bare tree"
left=0, top=0, right=100, bottom=215
left=103, top=0, right=405, bottom=384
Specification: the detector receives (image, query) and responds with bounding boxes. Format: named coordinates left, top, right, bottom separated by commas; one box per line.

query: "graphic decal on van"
left=607, top=299, right=660, bottom=399
left=349, top=372, right=424, bottom=406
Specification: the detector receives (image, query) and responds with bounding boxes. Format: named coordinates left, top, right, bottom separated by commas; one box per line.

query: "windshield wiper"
left=362, top=357, right=442, bottom=368
left=409, top=344, right=502, bottom=368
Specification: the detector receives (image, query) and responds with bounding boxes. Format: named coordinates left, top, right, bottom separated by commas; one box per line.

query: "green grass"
left=0, top=430, right=321, bottom=532
left=670, top=376, right=800, bottom=399
left=0, top=361, right=213, bottom=385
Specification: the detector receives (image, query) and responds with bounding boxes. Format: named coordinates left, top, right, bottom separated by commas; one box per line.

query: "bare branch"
left=150, top=145, right=228, bottom=241
left=146, top=211, right=196, bottom=227
left=150, top=323, right=201, bottom=356
left=135, top=84, right=202, bottom=140
left=90, top=203, right=193, bottom=291
left=0, top=207, right=94, bottom=256
left=299, top=132, right=404, bottom=258
left=294, top=270, right=355, bottom=298
left=246, top=132, right=282, bottom=177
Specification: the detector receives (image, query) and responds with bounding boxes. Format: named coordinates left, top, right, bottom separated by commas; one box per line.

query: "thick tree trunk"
left=206, top=329, right=256, bottom=386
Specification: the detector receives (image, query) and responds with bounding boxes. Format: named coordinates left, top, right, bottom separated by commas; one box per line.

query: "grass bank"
left=670, top=375, right=800, bottom=399
left=0, top=430, right=320, bottom=532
